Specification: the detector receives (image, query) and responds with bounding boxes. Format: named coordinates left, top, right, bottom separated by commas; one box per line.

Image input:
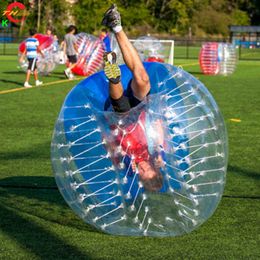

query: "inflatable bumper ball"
left=199, top=42, right=237, bottom=75
left=69, top=33, right=105, bottom=76
left=217, top=43, right=237, bottom=75
left=51, top=62, right=228, bottom=237
left=18, top=34, right=58, bottom=75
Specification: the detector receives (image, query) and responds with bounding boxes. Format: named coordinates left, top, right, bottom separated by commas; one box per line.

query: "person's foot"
left=103, top=52, right=121, bottom=84
left=64, top=68, right=71, bottom=79
left=35, top=80, right=43, bottom=87
left=69, top=72, right=75, bottom=80
left=24, top=82, right=32, bottom=88
left=101, top=4, right=122, bottom=33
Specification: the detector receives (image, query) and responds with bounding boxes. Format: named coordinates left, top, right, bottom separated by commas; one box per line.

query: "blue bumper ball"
left=51, top=62, right=228, bottom=237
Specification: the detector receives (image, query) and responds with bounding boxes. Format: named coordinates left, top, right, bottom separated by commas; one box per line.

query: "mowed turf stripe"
left=181, top=62, right=199, bottom=67
left=0, top=77, right=85, bottom=95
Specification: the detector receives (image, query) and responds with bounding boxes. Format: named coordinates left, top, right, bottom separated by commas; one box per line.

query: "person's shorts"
left=67, top=55, right=77, bottom=64
left=110, top=81, right=146, bottom=113
left=27, top=58, right=37, bottom=71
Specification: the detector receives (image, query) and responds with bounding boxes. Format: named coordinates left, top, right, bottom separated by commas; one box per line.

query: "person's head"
left=29, top=28, right=36, bottom=36
left=138, top=160, right=163, bottom=192
left=66, top=25, right=77, bottom=34
left=46, top=27, right=52, bottom=36
left=101, top=28, right=108, bottom=36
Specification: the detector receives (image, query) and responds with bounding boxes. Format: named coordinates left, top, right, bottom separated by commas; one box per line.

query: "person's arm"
left=73, top=43, right=79, bottom=54
left=154, top=119, right=164, bottom=147
left=152, top=120, right=166, bottom=169
left=73, top=35, right=79, bottom=54
left=19, top=49, right=26, bottom=63
left=131, top=159, right=137, bottom=172
left=62, top=41, right=67, bottom=54
left=153, top=154, right=165, bottom=169
left=59, top=40, right=64, bottom=50
left=37, top=46, right=44, bottom=58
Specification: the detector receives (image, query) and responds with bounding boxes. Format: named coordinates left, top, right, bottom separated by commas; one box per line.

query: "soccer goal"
left=130, top=37, right=174, bottom=65
left=110, top=34, right=174, bottom=65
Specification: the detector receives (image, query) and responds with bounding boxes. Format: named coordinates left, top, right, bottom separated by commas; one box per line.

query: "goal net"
left=110, top=34, right=174, bottom=65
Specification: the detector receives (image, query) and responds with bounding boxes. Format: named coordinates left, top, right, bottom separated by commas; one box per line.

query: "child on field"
left=63, top=25, right=79, bottom=79
left=19, top=29, right=45, bottom=88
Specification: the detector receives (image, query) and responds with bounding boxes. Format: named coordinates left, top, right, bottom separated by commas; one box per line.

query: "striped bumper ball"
left=199, top=42, right=237, bottom=75
left=70, top=33, right=105, bottom=76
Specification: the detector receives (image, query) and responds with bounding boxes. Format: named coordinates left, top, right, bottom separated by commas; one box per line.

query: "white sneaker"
left=35, top=80, right=43, bottom=87
left=24, top=82, right=32, bottom=88
left=64, top=68, right=71, bottom=79
left=69, top=73, right=75, bottom=80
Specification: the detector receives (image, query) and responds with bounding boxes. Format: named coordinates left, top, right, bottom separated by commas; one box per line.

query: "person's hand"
left=131, top=160, right=137, bottom=172
left=154, top=155, right=164, bottom=169
left=154, top=119, right=164, bottom=146
left=19, top=57, right=24, bottom=63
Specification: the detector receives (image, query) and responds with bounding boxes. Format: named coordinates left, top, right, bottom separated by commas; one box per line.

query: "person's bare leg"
left=102, top=4, right=149, bottom=100
left=25, top=70, right=31, bottom=82
left=33, top=70, right=38, bottom=81
left=115, top=30, right=150, bottom=100
left=109, top=81, right=124, bottom=100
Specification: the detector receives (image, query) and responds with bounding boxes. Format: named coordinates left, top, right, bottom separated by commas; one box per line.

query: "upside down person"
left=102, top=4, right=166, bottom=192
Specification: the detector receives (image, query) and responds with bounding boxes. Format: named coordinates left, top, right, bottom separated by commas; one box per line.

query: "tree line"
left=2, top=0, right=260, bottom=38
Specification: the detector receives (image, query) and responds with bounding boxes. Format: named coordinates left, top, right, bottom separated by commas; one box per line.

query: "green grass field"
left=0, top=55, right=260, bottom=259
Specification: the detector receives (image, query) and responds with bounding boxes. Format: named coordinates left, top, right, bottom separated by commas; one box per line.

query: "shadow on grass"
left=228, top=164, right=260, bottom=181
left=0, top=203, right=93, bottom=259
left=39, top=71, right=65, bottom=80
left=183, top=70, right=204, bottom=76
left=2, top=70, right=65, bottom=80
left=0, top=141, right=51, bottom=160
left=0, top=176, right=101, bottom=258
left=47, top=71, right=65, bottom=76
left=0, top=176, right=99, bottom=232
left=0, top=79, right=24, bottom=86
left=3, top=71, right=25, bottom=75
left=0, top=176, right=56, bottom=188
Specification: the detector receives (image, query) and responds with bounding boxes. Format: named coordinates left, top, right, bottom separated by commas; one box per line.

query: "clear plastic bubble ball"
left=51, top=62, right=228, bottom=237
left=199, top=42, right=237, bottom=75
left=18, top=34, right=59, bottom=75
left=69, top=33, right=105, bottom=76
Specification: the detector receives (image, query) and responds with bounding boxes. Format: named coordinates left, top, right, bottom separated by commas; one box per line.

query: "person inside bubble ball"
left=46, top=26, right=59, bottom=52
left=19, top=28, right=44, bottom=88
left=102, top=4, right=165, bottom=192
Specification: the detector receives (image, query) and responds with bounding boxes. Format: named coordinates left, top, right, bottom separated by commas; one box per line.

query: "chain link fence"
left=1, top=36, right=260, bottom=60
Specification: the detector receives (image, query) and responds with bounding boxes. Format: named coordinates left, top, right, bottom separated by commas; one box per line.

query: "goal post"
left=109, top=34, right=174, bottom=65
left=130, top=38, right=175, bottom=65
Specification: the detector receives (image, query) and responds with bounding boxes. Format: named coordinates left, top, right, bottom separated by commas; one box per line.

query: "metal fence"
left=1, top=36, right=260, bottom=61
